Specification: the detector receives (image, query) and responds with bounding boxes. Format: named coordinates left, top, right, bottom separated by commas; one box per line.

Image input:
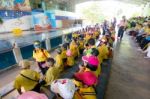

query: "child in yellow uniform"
left=91, top=48, right=101, bottom=76
left=85, top=34, right=92, bottom=42
left=78, top=37, right=85, bottom=55
left=45, top=58, right=59, bottom=85
left=79, top=86, right=97, bottom=99
left=98, top=39, right=109, bottom=62
left=61, top=44, right=67, bottom=66
left=14, top=60, right=42, bottom=94
left=70, top=38, right=80, bottom=59
left=74, top=68, right=97, bottom=99
left=73, top=79, right=97, bottom=99
left=55, top=48, right=64, bottom=72
left=33, top=40, right=51, bottom=75
left=81, top=54, right=99, bottom=78
left=94, top=30, right=100, bottom=39
left=66, top=49, right=75, bottom=67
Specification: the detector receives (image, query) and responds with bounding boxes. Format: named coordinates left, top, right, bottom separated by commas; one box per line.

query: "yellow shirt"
left=72, top=79, right=83, bottom=88
left=95, top=31, right=100, bottom=37
left=72, top=33, right=79, bottom=38
left=14, top=69, right=40, bottom=91
left=33, top=49, right=50, bottom=62
left=98, top=44, right=109, bottom=62
left=67, top=56, right=75, bottom=66
left=145, top=28, right=150, bottom=35
left=55, top=54, right=63, bottom=72
left=85, top=68, right=98, bottom=78
left=79, top=87, right=97, bottom=99
left=79, top=40, right=84, bottom=50
left=85, top=34, right=92, bottom=42
left=45, top=66, right=59, bottom=85
left=61, top=50, right=67, bottom=59
left=70, top=41, right=79, bottom=58
left=73, top=80, right=96, bottom=99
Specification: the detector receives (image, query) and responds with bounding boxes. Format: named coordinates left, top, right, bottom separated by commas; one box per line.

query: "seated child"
left=98, top=39, right=109, bottom=62
left=61, top=44, right=68, bottom=66
left=70, top=38, right=80, bottom=59
left=91, top=48, right=102, bottom=76
left=66, top=49, right=75, bottom=67
left=45, top=58, right=59, bottom=85
left=14, top=60, right=43, bottom=94
left=82, top=55, right=99, bottom=77
left=74, top=71, right=97, bottom=99
left=78, top=37, right=85, bottom=55
left=55, top=48, right=64, bottom=72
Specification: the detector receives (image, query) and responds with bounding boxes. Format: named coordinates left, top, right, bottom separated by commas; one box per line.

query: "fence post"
left=12, top=42, right=23, bottom=63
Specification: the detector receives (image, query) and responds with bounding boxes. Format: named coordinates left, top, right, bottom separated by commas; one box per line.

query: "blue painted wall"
left=50, top=36, right=62, bottom=48
left=0, top=51, right=16, bottom=70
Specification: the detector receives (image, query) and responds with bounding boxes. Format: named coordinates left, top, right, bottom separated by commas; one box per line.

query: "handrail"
left=0, top=27, right=83, bottom=53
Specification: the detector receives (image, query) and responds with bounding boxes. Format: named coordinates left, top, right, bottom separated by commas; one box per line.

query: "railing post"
left=12, top=42, right=23, bottom=63
left=45, top=38, right=51, bottom=51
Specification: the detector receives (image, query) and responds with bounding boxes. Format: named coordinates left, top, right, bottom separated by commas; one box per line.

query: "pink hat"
left=18, top=91, right=48, bottom=99
left=82, top=55, right=99, bottom=67
left=74, top=71, right=97, bottom=86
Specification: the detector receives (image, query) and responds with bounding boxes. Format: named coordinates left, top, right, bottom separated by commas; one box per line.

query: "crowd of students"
left=13, top=23, right=115, bottom=99
left=127, top=16, right=150, bottom=58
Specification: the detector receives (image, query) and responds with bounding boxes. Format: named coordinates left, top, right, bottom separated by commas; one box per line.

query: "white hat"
left=51, top=79, right=76, bottom=99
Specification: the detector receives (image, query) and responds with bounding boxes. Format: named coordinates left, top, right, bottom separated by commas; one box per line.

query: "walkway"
left=105, top=34, right=150, bottom=99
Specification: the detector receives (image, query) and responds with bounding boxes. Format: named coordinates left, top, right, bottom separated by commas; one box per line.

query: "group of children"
left=14, top=24, right=115, bottom=99
left=127, top=16, right=150, bottom=58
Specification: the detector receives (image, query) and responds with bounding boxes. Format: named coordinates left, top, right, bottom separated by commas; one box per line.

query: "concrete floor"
left=105, top=34, right=150, bottom=99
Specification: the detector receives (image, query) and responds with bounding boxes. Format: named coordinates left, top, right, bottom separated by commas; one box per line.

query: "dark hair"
left=88, top=38, right=95, bottom=46
left=62, top=43, right=68, bottom=50
left=72, top=37, right=77, bottom=42
left=91, top=48, right=99, bottom=56
left=86, top=63, right=97, bottom=71
left=85, top=43, right=89, bottom=47
left=47, top=58, right=55, bottom=65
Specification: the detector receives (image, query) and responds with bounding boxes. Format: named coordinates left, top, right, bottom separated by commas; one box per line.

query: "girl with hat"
left=82, top=55, right=100, bottom=78
left=33, top=40, right=51, bottom=75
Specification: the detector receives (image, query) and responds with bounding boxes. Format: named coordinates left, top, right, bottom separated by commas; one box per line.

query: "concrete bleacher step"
left=0, top=81, right=14, bottom=97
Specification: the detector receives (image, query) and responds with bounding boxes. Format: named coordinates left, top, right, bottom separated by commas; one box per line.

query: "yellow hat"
left=19, top=60, right=30, bottom=69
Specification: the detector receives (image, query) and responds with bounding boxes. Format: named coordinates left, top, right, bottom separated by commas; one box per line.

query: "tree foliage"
left=80, top=2, right=105, bottom=24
